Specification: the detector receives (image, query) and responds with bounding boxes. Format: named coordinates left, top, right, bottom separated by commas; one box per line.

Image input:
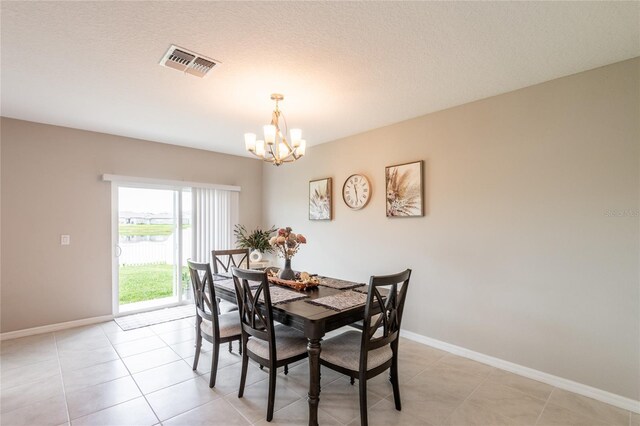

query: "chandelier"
left=244, top=94, right=306, bottom=166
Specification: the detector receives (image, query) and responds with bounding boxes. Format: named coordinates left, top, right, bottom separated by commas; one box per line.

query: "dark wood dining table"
left=213, top=274, right=370, bottom=426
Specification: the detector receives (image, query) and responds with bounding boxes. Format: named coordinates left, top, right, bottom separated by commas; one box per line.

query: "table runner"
left=305, top=290, right=367, bottom=311
left=316, top=276, right=364, bottom=290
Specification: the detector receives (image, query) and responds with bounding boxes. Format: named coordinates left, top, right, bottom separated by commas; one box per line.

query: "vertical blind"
left=192, top=188, right=239, bottom=263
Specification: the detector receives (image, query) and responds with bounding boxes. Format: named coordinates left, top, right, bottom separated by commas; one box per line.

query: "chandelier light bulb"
left=297, top=140, right=306, bottom=156
left=255, top=140, right=266, bottom=157
left=290, top=128, right=302, bottom=148
left=244, top=133, right=256, bottom=152
left=264, top=125, right=276, bottom=145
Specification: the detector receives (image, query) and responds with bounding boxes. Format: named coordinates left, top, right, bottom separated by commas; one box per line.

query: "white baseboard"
left=0, top=315, right=114, bottom=341
left=401, top=329, right=640, bottom=414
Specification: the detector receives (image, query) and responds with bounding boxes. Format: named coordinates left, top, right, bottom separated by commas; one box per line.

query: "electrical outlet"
left=61, top=235, right=70, bottom=245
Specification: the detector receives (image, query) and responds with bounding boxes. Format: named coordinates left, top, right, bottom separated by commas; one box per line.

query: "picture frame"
left=385, top=160, right=424, bottom=217
left=309, top=177, right=332, bottom=221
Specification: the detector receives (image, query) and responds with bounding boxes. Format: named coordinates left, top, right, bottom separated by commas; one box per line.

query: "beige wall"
left=0, top=119, right=263, bottom=333
left=263, top=58, right=640, bottom=399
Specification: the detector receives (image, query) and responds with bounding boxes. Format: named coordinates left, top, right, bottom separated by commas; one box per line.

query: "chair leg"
left=239, top=340, right=242, bottom=355
left=359, top=374, right=368, bottom=426
left=391, top=359, right=401, bottom=410
left=192, top=331, right=202, bottom=371
left=238, top=341, right=249, bottom=397
left=209, top=343, right=220, bottom=388
left=260, top=364, right=264, bottom=370
left=284, top=364, right=288, bottom=375
left=266, top=364, right=277, bottom=421
left=228, top=341, right=233, bottom=353
left=350, top=376, right=355, bottom=385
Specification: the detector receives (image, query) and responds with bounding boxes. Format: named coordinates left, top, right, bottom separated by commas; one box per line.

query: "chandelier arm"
left=268, top=143, right=277, bottom=160
left=278, top=145, right=296, bottom=162
left=250, top=151, right=267, bottom=161
left=280, top=111, right=289, bottom=143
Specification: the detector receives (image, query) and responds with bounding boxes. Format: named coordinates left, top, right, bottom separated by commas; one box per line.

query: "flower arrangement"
left=234, top=225, right=277, bottom=253
left=269, top=227, right=307, bottom=259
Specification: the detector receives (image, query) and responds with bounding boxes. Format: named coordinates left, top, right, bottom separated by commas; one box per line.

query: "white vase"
left=250, top=249, right=262, bottom=263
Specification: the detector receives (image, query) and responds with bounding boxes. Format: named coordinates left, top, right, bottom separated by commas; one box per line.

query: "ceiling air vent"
left=159, top=45, right=219, bottom=78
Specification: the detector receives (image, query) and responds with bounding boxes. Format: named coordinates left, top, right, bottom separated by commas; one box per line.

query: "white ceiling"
left=1, top=2, right=638, bottom=157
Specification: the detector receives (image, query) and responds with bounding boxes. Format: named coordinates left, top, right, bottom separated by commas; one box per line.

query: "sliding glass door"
left=113, top=185, right=191, bottom=314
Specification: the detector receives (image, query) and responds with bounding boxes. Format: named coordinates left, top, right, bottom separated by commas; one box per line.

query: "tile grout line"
left=58, top=323, right=166, bottom=423
left=116, top=319, right=244, bottom=424
left=533, top=387, right=556, bottom=426
left=539, top=387, right=632, bottom=425
left=109, top=324, right=164, bottom=425
left=53, top=332, right=72, bottom=425
left=440, top=367, right=494, bottom=424
left=62, top=326, right=148, bottom=423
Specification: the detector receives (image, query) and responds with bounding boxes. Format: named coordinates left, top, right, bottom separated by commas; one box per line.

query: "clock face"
left=342, top=174, right=371, bottom=210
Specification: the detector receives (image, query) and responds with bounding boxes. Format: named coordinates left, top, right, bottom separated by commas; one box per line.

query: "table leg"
left=307, top=338, right=321, bottom=426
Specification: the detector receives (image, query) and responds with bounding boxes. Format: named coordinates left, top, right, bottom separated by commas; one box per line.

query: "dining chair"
left=319, top=269, right=411, bottom=426
left=212, top=248, right=250, bottom=275
left=212, top=248, right=249, bottom=351
left=231, top=267, right=309, bottom=422
left=187, top=260, right=242, bottom=388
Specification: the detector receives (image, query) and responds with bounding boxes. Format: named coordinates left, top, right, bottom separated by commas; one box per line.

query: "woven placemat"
left=352, top=285, right=389, bottom=296
left=259, top=286, right=309, bottom=305
left=214, top=278, right=259, bottom=292
left=214, top=278, right=306, bottom=305
left=305, top=290, right=367, bottom=311
left=317, top=276, right=364, bottom=290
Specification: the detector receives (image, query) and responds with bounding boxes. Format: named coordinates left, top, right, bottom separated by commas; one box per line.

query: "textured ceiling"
left=1, top=1, right=639, bottom=157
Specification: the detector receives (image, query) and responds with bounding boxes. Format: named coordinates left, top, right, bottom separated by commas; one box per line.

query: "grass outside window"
left=119, top=264, right=189, bottom=304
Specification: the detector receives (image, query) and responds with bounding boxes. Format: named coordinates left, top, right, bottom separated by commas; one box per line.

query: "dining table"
left=213, top=273, right=376, bottom=426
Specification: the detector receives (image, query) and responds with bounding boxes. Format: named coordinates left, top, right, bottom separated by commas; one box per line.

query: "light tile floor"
left=0, top=318, right=635, bottom=425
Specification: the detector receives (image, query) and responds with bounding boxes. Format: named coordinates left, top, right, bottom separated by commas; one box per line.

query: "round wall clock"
left=342, top=174, right=371, bottom=210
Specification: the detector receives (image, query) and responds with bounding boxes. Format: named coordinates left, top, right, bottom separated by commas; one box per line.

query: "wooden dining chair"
left=319, top=269, right=411, bottom=426
left=231, top=267, right=309, bottom=422
left=212, top=249, right=249, bottom=351
left=187, top=260, right=242, bottom=388
left=212, top=248, right=250, bottom=275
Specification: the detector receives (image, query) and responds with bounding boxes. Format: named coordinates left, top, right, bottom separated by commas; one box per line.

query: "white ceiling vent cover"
left=159, top=45, right=219, bottom=78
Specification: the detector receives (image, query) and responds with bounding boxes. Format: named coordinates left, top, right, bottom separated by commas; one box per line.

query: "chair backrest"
left=187, top=260, right=220, bottom=337
left=231, top=267, right=276, bottom=359
left=361, top=269, right=412, bottom=360
left=212, top=249, right=250, bottom=274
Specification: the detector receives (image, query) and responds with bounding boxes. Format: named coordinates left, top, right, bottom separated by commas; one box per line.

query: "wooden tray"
left=268, top=276, right=319, bottom=291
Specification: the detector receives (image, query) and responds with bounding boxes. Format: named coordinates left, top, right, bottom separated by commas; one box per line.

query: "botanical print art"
left=309, top=178, right=332, bottom=220
left=385, top=161, right=423, bottom=217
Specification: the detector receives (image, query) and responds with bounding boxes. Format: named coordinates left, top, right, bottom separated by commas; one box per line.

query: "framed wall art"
left=309, top=177, right=332, bottom=220
left=385, top=160, right=423, bottom=217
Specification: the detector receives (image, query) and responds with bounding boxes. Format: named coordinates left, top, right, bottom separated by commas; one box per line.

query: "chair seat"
left=246, top=324, right=308, bottom=361
left=201, top=312, right=242, bottom=339
left=219, top=299, right=238, bottom=314
left=320, top=330, right=393, bottom=371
